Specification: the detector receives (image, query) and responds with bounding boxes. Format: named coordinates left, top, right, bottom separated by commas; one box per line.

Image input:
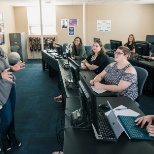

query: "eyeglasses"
left=114, top=51, right=124, bottom=55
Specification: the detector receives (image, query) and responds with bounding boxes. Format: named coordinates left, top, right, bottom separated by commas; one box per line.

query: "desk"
left=42, top=50, right=80, bottom=108
left=129, top=58, right=154, bottom=79
left=64, top=97, right=154, bottom=154
left=129, top=58, right=154, bottom=92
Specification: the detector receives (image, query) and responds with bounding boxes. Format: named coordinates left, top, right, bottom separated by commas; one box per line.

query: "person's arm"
left=83, top=61, right=99, bottom=71
left=1, top=68, right=13, bottom=82
left=74, top=45, right=86, bottom=60
left=90, top=69, right=107, bottom=85
left=93, top=65, right=136, bottom=92
left=131, top=48, right=135, bottom=54
left=10, top=61, right=25, bottom=72
left=135, top=115, right=154, bottom=128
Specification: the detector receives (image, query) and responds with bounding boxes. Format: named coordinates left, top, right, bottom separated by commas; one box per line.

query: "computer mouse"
left=98, top=104, right=110, bottom=109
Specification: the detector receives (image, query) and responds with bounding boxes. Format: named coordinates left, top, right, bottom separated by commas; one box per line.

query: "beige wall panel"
left=56, top=5, right=83, bottom=45
left=86, top=4, right=154, bottom=46
left=0, top=4, right=16, bottom=53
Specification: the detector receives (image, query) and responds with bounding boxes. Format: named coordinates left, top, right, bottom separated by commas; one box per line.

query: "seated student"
left=135, top=115, right=154, bottom=137
left=81, top=40, right=110, bottom=74
left=124, top=34, right=135, bottom=54
left=71, top=37, right=86, bottom=60
left=90, top=46, right=138, bottom=101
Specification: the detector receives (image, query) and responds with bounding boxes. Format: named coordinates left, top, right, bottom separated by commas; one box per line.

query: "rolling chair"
left=85, top=46, right=92, bottom=57
left=134, top=66, right=148, bottom=106
left=104, top=43, right=111, bottom=52
left=108, top=57, right=115, bottom=63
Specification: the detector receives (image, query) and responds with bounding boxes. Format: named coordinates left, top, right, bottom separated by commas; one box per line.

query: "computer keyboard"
left=118, top=116, right=154, bottom=140
left=96, top=108, right=117, bottom=141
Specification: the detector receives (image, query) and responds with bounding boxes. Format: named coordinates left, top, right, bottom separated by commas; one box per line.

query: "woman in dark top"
left=81, top=40, right=109, bottom=74
left=71, top=37, right=86, bottom=60
left=124, top=34, right=135, bottom=53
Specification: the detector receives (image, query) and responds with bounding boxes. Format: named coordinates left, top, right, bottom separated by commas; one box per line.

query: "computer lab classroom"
left=0, top=0, right=154, bottom=154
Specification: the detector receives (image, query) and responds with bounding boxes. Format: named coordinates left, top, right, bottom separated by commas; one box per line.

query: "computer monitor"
left=48, top=39, right=54, bottom=50
left=135, top=41, right=150, bottom=56
left=146, top=35, right=154, bottom=44
left=68, top=57, right=80, bottom=89
left=110, top=40, right=122, bottom=51
left=93, top=37, right=100, bottom=42
left=55, top=43, right=63, bottom=56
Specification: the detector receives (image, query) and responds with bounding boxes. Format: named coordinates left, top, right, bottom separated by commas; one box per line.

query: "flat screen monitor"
left=68, top=57, right=80, bottom=88
left=146, top=35, right=154, bottom=44
left=110, top=40, right=122, bottom=51
left=93, top=37, right=100, bottom=42
left=55, top=43, right=63, bottom=56
left=135, top=41, right=150, bottom=56
left=48, top=40, right=54, bottom=50
left=78, top=81, right=93, bottom=126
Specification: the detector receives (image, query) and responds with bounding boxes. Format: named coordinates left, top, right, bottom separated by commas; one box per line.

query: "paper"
left=105, top=105, right=140, bottom=117
left=91, top=86, right=106, bottom=94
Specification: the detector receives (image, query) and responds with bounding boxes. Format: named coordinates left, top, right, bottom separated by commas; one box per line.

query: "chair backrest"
left=104, top=43, right=111, bottom=52
left=108, top=57, right=115, bottom=63
left=85, top=46, right=92, bottom=57
left=134, top=66, right=148, bottom=96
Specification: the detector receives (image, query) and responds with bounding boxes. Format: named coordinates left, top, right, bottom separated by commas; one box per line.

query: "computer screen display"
left=55, top=43, right=63, bottom=56
left=48, top=40, right=54, bottom=50
left=78, top=81, right=93, bottom=126
left=146, top=35, right=154, bottom=44
left=135, top=41, right=150, bottom=56
left=110, top=40, right=122, bottom=51
left=93, top=37, right=100, bottom=42
left=68, top=57, right=80, bottom=88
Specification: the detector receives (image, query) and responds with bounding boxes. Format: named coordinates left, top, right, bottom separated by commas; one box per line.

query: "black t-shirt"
left=124, top=43, right=135, bottom=51
left=86, top=53, right=110, bottom=74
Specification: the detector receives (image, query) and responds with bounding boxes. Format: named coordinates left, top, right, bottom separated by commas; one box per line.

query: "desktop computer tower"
left=9, top=32, right=28, bottom=62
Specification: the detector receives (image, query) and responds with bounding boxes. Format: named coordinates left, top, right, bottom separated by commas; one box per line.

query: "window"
left=27, top=5, right=56, bottom=35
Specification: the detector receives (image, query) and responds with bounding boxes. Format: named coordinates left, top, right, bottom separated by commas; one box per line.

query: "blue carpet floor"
left=8, top=60, right=64, bottom=154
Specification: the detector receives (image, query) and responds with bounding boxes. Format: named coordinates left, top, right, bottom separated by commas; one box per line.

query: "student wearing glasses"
left=81, top=39, right=110, bottom=74
left=135, top=115, right=154, bottom=137
left=71, top=36, right=86, bottom=60
left=124, top=34, right=136, bottom=54
left=90, top=46, right=138, bottom=101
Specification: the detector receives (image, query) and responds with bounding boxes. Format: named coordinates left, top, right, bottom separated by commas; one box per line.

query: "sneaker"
left=1, top=136, right=11, bottom=152
left=7, top=132, right=21, bottom=147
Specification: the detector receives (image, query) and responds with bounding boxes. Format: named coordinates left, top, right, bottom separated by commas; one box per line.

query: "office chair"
left=104, top=43, right=111, bottom=52
left=85, top=46, right=92, bottom=57
left=134, top=66, right=148, bottom=106
left=108, top=57, right=115, bottom=63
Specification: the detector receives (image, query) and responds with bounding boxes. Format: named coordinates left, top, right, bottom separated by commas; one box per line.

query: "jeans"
left=0, top=85, right=16, bottom=137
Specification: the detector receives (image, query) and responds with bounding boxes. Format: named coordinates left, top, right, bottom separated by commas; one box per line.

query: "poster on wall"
left=0, top=12, right=5, bottom=45
left=61, top=19, right=68, bottom=28
left=97, top=20, right=111, bottom=32
left=69, top=19, right=78, bottom=26
left=68, top=26, right=75, bottom=36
